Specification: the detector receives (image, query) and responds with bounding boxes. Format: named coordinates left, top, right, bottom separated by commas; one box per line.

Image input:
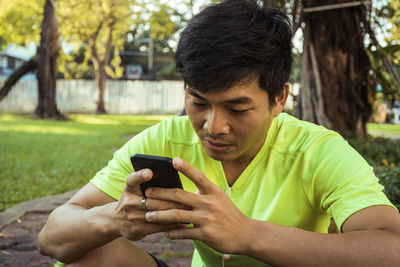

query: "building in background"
left=0, top=52, right=36, bottom=80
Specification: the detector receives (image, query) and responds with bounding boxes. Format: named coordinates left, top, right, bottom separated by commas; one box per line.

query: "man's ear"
left=272, top=83, right=290, bottom=117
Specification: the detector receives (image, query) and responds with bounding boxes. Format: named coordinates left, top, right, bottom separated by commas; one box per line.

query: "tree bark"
left=0, top=57, right=38, bottom=102
left=35, top=0, right=65, bottom=119
left=95, top=62, right=107, bottom=114
left=298, top=0, right=372, bottom=136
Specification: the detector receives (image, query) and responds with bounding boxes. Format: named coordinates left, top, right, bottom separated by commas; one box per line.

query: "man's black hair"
left=175, top=0, right=293, bottom=105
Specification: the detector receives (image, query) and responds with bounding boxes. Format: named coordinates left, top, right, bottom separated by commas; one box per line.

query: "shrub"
left=376, top=167, right=400, bottom=210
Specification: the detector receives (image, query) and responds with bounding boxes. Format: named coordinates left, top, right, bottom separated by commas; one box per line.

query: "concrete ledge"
left=0, top=190, right=77, bottom=230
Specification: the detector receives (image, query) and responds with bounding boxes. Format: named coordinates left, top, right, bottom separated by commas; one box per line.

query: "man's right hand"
left=113, top=169, right=187, bottom=241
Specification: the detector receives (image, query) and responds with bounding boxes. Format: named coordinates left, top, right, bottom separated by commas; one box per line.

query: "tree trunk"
left=90, top=24, right=114, bottom=114
left=298, top=0, right=372, bottom=136
left=0, top=57, right=38, bottom=102
left=35, top=0, right=65, bottom=119
left=95, top=62, right=107, bottom=114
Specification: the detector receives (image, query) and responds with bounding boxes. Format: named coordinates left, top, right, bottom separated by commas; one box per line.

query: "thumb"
left=125, top=169, right=153, bottom=193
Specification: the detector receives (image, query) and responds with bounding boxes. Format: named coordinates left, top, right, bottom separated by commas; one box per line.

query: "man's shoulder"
left=273, top=113, right=344, bottom=154
left=152, top=115, right=198, bottom=145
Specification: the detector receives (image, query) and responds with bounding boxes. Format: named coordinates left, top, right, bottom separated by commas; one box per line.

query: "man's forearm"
left=37, top=202, right=119, bottom=263
left=244, top=219, right=400, bottom=266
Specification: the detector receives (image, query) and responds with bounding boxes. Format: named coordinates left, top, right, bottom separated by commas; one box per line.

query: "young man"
left=37, top=0, right=400, bottom=266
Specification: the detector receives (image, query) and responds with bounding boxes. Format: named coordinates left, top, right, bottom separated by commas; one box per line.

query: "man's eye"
left=193, top=102, right=207, bottom=107
left=230, top=109, right=249, bottom=114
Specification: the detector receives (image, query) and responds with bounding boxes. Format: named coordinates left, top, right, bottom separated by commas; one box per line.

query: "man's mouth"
left=204, top=139, right=233, bottom=152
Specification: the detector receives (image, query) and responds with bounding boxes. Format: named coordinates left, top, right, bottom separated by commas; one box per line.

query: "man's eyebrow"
left=187, top=88, right=254, bottom=104
left=187, top=88, right=205, bottom=100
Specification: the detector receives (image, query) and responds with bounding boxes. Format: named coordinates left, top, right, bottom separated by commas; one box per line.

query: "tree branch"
left=363, top=14, right=400, bottom=89
left=0, top=56, right=38, bottom=102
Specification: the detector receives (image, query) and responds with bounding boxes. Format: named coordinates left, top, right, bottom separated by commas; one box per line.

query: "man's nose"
left=203, top=110, right=230, bottom=136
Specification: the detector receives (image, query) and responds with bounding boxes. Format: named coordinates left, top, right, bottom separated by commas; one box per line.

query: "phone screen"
left=130, top=154, right=183, bottom=195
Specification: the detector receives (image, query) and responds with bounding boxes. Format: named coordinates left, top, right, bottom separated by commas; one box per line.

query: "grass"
left=0, top=113, right=168, bottom=211
left=367, top=123, right=400, bottom=134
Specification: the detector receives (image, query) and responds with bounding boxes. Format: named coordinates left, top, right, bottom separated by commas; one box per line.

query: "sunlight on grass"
left=367, top=123, right=400, bottom=134
left=2, top=124, right=95, bottom=135
left=0, top=113, right=164, bottom=211
left=70, top=114, right=171, bottom=126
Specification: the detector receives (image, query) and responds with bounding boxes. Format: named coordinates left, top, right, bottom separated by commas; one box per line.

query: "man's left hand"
left=143, top=157, right=252, bottom=254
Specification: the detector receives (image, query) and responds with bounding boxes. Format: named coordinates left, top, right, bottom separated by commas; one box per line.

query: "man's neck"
left=222, top=161, right=249, bottom=187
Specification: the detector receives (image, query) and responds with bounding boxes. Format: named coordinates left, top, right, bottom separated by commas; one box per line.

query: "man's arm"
left=37, top=170, right=183, bottom=263
left=37, top=183, right=120, bottom=263
left=244, top=205, right=400, bottom=266
left=145, top=158, right=400, bottom=266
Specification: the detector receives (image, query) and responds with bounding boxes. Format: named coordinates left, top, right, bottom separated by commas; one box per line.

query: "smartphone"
left=130, top=154, right=183, bottom=195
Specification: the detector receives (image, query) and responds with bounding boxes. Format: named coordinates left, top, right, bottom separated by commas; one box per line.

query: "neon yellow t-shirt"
left=91, top=113, right=395, bottom=267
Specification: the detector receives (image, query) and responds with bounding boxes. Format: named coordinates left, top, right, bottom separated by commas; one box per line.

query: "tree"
left=57, top=0, right=137, bottom=113
left=0, top=0, right=43, bottom=49
left=367, top=0, right=400, bottom=106
left=36, top=0, right=64, bottom=118
left=0, top=0, right=64, bottom=119
left=260, top=1, right=399, bottom=136
left=297, top=0, right=372, bottom=136
left=0, top=0, right=42, bottom=102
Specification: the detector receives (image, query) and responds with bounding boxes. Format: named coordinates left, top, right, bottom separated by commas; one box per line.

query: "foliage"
left=0, top=0, right=44, bottom=49
left=376, top=167, right=400, bottom=210
left=58, top=46, right=95, bottom=79
left=156, top=61, right=181, bottom=80
left=0, top=113, right=167, bottom=211
left=388, top=0, right=400, bottom=65
left=368, top=45, right=400, bottom=103
left=56, top=0, right=138, bottom=80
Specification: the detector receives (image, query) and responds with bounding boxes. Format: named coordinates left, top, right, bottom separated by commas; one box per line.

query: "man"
left=37, top=0, right=400, bottom=266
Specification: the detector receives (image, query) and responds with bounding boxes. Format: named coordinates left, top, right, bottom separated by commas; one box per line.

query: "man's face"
left=185, top=79, right=283, bottom=166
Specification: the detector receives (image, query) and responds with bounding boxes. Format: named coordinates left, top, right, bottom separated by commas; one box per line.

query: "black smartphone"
left=130, top=154, right=183, bottom=195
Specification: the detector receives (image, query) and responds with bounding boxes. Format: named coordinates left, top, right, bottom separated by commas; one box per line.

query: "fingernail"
left=142, top=169, right=150, bottom=178
left=145, top=188, right=152, bottom=196
left=145, top=211, right=153, bottom=221
left=173, top=157, right=182, bottom=167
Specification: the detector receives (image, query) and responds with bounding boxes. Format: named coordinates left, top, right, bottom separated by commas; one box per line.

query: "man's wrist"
left=88, top=202, right=121, bottom=240
left=239, top=219, right=273, bottom=260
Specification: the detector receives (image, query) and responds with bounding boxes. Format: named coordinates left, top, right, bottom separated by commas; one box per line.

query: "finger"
left=142, top=223, right=182, bottom=232
left=126, top=223, right=184, bottom=240
left=125, top=169, right=153, bottom=194
left=144, top=197, right=191, bottom=211
left=145, top=209, right=195, bottom=224
left=172, top=157, right=215, bottom=194
left=145, top=187, right=199, bottom=208
left=165, top=227, right=203, bottom=240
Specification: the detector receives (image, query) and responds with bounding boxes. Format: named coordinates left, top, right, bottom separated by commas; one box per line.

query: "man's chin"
left=204, top=148, right=236, bottom=162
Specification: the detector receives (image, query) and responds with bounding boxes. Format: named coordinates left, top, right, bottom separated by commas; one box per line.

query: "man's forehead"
left=186, top=80, right=264, bottom=104
left=187, top=87, right=256, bottom=103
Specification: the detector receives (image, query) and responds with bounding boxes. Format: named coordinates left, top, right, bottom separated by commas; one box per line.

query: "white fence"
left=0, top=79, right=185, bottom=115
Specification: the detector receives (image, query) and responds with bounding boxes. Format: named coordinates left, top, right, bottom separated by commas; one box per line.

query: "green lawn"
left=367, top=123, right=400, bottom=134
left=0, top=113, right=168, bottom=211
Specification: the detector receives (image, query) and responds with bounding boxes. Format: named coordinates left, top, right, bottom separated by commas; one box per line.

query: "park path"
left=0, top=191, right=193, bottom=267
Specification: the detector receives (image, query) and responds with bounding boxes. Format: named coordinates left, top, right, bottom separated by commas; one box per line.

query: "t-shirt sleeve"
left=302, top=133, right=396, bottom=232
left=90, top=121, right=170, bottom=200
